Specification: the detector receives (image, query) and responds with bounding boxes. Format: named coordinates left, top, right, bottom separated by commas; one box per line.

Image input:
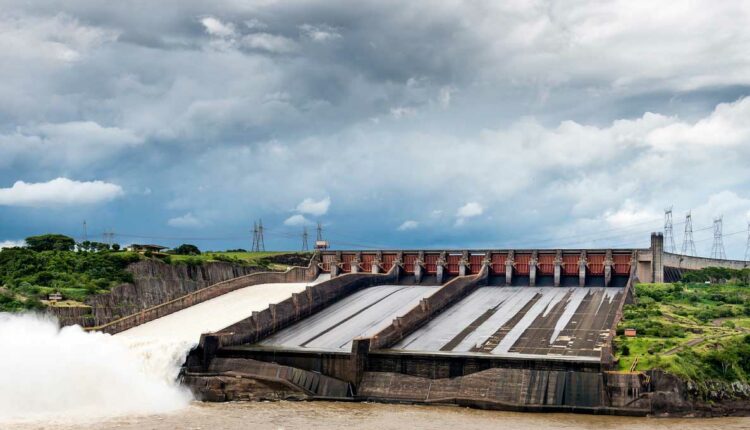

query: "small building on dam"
left=96, top=233, right=749, bottom=415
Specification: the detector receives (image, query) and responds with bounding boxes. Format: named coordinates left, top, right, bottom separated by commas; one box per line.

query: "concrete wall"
left=199, top=267, right=400, bottom=353
left=369, top=266, right=488, bottom=350
left=663, top=252, right=749, bottom=271
left=89, top=259, right=319, bottom=335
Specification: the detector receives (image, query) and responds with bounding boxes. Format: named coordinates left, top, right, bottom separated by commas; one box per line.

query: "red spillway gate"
left=514, top=253, right=531, bottom=275
left=537, top=254, right=555, bottom=275
left=424, top=254, right=439, bottom=274
left=562, top=255, right=579, bottom=275
left=490, top=253, right=507, bottom=275
left=360, top=254, right=375, bottom=272
left=588, top=254, right=605, bottom=275
left=381, top=253, right=397, bottom=272
left=321, top=254, right=335, bottom=272
left=446, top=254, right=460, bottom=275
left=613, top=254, right=631, bottom=275
left=469, top=254, right=483, bottom=274
left=341, top=253, right=355, bottom=272
left=403, top=253, right=417, bottom=273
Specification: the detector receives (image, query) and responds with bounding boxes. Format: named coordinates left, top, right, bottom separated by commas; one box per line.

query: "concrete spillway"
left=393, top=286, right=622, bottom=359
left=117, top=275, right=330, bottom=343
left=260, top=284, right=439, bottom=352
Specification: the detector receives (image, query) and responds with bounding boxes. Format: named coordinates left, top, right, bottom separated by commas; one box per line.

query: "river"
left=2, top=311, right=750, bottom=430
left=8, top=401, right=750, bottom=430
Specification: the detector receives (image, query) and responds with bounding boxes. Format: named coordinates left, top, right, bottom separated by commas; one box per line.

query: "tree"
left=25, top=234, right=75, bottom=252
left=111, top=243, right=121, bottom=251
left=174, top=244, right=201, bottom=255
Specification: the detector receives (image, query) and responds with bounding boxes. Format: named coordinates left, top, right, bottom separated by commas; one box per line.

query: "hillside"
left=615, top=268, right=750, bottom=384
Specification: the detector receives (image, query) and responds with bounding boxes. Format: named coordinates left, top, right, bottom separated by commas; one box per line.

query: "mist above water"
left=0, top=313, right=193, bottom=424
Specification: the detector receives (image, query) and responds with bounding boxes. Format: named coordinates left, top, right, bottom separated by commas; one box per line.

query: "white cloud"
left=0, top=14, right=117, bottom=63
left=284, top=214, right=312, bottom=226
left=457, top=202, right=483, bottom=218
left=0, top=240, right=25, bottom=249
left=456, top=202, right=484, bottom=225
left=299, top=24, right=341, bottom=42
left=397, top=220, right=419, bottom=231
left=167, top=212, right=202, bottom=228
left=296, top=196, right=331, bottom=216
left=241, top=33, right=297, bottom=53
left=201, top=17, right=236, bottom=38
left=0, top=178, right=123, bottom=207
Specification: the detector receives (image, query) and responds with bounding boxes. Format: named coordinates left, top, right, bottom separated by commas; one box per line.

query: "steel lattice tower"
left=316, top=222, right=323, bottom=242
left=681, top=212, right=697, bottom=256
left=302, top=226, right=309, bottom=251
left=251, top=221, right=258, bottom=252
left=257, top=219, right=265, bottom=252
left=664, top=207, right=676, bottom=253
left=745, top=223, right=750, bottom=261
left=710, top=216, right=726, bottom=259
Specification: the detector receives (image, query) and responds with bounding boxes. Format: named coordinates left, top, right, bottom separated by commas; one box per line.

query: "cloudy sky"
left=1, top=0, right=750, bottom=257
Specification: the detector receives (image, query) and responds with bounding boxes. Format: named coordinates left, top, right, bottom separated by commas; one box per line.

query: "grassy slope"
left=0, top=249, right=304, bottom=311
left=615, top=282, right=750, bottom=382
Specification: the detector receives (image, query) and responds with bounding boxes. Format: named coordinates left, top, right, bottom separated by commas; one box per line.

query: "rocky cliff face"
left=49, top=259, right=265, bottom=327
left=648, top=370, right=750, bottom=417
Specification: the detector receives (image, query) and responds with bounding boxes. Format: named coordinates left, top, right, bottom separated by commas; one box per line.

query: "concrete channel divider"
left=369, top=264, right=489, bottom=351
left=85, top=255, right=320, bottom=335
left=191, top=265, right=402, bottom=371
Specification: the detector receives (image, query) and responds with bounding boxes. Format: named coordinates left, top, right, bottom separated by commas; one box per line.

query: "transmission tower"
left=711, top=216, right=726, bottom=259
left=745, top=223, right=750, bottom=261
left=251, top=221, right=258, bottom=252
left=82, top=220, right=88, bottom=242
left=301, top=227, right=309, bottom=251
left=257, top=219, right=265, bottom=252
left=316, top=222, right=323, bottom=242
left=681, top=212, right=697, bottom=256
left=663, top=207, right=676, bottom=253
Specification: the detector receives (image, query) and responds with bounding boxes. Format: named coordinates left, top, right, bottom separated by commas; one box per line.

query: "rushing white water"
left=0, top=313, right=193, bottom=425
left=0, top=276, right=329, bottom=425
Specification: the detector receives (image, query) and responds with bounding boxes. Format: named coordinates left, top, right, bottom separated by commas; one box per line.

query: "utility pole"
left=711, top=216, right=726, bottom=259
left=664, top=207, right=676, bottom=253
left=302, top=226, right=309, bottom=251
left=257, top=219, right=265, bottom=252
left=251, top=221, right=258, bottom=252
left=681, top=212, right=696, bottom=256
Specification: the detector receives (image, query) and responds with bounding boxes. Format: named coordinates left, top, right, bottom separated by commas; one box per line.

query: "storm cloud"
left=1, top=0, right=750, bottom=257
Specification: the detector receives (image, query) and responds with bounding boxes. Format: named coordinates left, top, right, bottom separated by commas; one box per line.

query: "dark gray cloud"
left=1, top=0, right=750, bottom=257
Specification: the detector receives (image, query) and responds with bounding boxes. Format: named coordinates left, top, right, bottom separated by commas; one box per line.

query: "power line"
left=681, top=212, right=697, bottom=256
left=710, top=216, right=726, bottom=259
left=664, top=207, right=676, bottom=253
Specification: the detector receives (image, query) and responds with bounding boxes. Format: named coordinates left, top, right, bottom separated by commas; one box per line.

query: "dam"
left=85, top=233, right=749, bottom=415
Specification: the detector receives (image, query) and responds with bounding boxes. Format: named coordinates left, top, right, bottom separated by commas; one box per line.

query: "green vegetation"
left=615, top=267, right=750, bottom=384
left=0, top=245, right=141, bottom=311
left=0, top=233, right=311, bottom=311
left=167, top=251, right=303, bottom=271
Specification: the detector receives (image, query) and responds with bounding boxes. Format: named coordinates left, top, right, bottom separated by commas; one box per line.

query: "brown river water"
left=9, top=401, right=750, bottom=430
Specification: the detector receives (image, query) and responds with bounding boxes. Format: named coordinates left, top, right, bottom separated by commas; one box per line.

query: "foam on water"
left=0, top=313, right=193, bottom=425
